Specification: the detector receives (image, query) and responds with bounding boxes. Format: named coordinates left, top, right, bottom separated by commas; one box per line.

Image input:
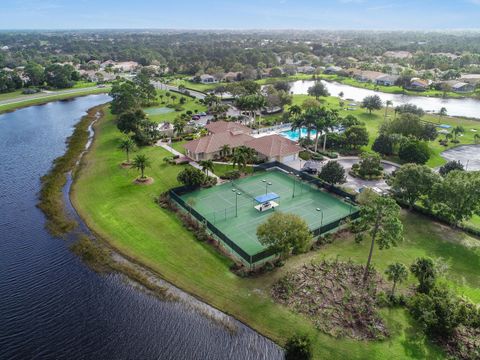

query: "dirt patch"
left=133, top=177, right=154, bottom=185
left=120, top=162, right=132, bottom=169
left=443, top=325, right=480, bottom=360
left=272, top=260, right=388, bottom=340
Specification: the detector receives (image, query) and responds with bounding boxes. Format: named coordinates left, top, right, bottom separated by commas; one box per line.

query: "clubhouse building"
left=183, top=121, right=301, bottom=163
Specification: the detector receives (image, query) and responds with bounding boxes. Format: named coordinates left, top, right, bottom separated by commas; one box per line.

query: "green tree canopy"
left=361, top=95, right=383, bottom=114
left=318, top=161, right=346, bottom=185
left=257, top=212, right=312, bottom=260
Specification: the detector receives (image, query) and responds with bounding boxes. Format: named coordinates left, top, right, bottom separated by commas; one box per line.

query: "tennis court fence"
left=168, top=165, right=361, bottom=266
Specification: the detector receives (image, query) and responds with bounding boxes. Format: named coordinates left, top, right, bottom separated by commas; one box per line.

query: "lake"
left=0, top=95, right=282, bottom=360
left=289, top=80, right=480, bottom=119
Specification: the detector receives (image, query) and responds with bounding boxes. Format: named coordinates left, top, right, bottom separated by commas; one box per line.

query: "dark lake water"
left=0, top=95, right=282, bottom=360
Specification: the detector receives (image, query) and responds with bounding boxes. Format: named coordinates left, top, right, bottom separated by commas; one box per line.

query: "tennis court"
left=179, top=169, right=357, bottom=258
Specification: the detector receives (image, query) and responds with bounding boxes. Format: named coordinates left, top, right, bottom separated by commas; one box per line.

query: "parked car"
left=198, top=112, right=207, bottom=116
left=192, top=115, right=201, bottom=120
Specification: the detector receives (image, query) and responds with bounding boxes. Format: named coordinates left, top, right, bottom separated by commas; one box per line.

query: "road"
left=0, top=87, right=110, bottom=108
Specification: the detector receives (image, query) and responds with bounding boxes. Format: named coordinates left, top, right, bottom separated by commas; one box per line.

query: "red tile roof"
left=184, top=131, right=254, bottom=155
left=205, top=121, right=252, bottom=135
left=246, top=135, right=302, bottom=158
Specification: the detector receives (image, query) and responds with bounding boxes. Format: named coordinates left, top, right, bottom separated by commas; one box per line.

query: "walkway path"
left=157, top=142, right=220, bottom=180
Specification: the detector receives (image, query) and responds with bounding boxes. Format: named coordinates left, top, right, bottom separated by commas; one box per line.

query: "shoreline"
left=33, top=98, right=281, bottom=351
left=0, top=87, right=110, bottom=115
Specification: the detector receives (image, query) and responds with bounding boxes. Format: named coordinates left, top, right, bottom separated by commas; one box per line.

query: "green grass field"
left=180, top=170, right=356, bottom=257
left=143, top=89, right=207, bottom=123
left=71, top=107, right=480, bottom=359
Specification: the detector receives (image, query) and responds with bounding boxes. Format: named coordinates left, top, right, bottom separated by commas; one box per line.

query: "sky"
left=1, top=0, right=480, bottom=30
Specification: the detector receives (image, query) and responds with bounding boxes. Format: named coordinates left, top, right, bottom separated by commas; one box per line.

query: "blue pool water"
left=281, top=128, right=317, bottom=141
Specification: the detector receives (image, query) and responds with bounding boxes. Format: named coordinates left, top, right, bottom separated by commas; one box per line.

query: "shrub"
left=299, top=150, right=312, bottom=161
left=318, top=161, right=346, bottom=185
left=372, top=134, right=394, bottom=156
left=220, top=170, right=241, bottom=180
left=285, top=334, right=313, bottom=360
left=439, top=160, right=464, bottom=176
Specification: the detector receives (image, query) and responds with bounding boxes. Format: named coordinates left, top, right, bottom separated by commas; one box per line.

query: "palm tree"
left=291, top=116, right=305, bottom=141
left=288, top=104, right=302, bottom=120
left=118, top=137, right=136, bottom=164
left=321, top=109, right=339, bottom=152
left=474, top=133, right=480, bottom=144
left=385, top=263, right=408, bottom=296
left=220, top=144, right=231, bottom=158
left=232, top=146, right=255, bottom=172
left=199, top=159, right=214, bottom=176
left=173, top=118, right=186, bottom=135
left=384, top=100, right=393, bottom=120
left=452, top=125, right=464, bottom=140
left=132, top=154, right=151, bottom=179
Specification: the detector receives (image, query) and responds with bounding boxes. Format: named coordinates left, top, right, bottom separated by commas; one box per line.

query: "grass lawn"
left=0, top=86, right=110, bottom=114
left=144, top=89, right=207, bottom=123
left=70, top=107, right=480, bottom=359
left=287, top=94, right=480, bottom=168
left=0, top=89, right=24, bottom=101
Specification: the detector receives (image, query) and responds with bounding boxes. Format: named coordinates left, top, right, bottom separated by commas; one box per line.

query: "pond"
left=289, top=80, right=480, bottom=119
left=440, top=144, right=480, bottom=170
left=0, top=95, right=282, bottom=360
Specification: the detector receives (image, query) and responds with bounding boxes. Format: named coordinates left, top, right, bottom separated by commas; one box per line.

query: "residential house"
left=460, top=74, right=480, bottom=85
left=223, top=71, right=242, bottom=82
left=246, top=135, right=302, bottom=163
left=183, top=130, right=254, bottom=161
left=324, top=66, right=342, bottom=75
left=297, top=65, right=316, bottom=74
left=451, top=82, right=475, bottom=93
left=409, top=78, right=430, bottom=91
left=375, top=74, right=399, bottom=86
left=383, top=51, right=413, bottom=59
left=205, top=121, right=252, bottom=135
left=199, top=74, right=218, bottom=84
left=349, top=70, right=384, bottom=83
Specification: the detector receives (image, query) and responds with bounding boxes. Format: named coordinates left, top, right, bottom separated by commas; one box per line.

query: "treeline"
left=0, top=63, right=80, bottom=93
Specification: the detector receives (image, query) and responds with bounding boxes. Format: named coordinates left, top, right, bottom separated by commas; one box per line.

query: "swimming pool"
left=281, top=128, right=317, bottom=141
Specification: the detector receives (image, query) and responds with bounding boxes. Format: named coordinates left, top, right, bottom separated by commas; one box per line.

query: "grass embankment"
left=0, top=86, right=110, bottom=114
left=38, top=105, right=104, bottom=236
left=71, top=108, right=480, bottom=358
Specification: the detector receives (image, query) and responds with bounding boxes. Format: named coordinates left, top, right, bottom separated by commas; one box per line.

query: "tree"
left=372, top=134, right=394, bottom=156
left=398, top=140, right=430, bottom=164
left=177, top=167, right=207, bottom=187
left=220, top=144, right=231, bottom=158
left=394, top=104, right=425, bottom=117
left=173, top=117, right=187, bottom=135
left=232, top=146, right=256, bottom=172
left=385, top=263, right=408, bottom=296
left=118, top=137, right=136, bottom=164
left=24, top=62, right=45, bottom=87
left=44, top=64, right=76, bottom=88
left=256, top=212, right=312, bottom=260
left=285, top=334, right=313, bottom=360
left=132, top=154, right=151, bottom=179
left=109, top=80, right=141, bottom=114
left=356, top=152, right=383, bottom=178
left=343, top=125, right=369, bottom=150
left=439, top=160, right=464, bottom=176
left=307, top=81, right=329, bottom=100
left=438, top=107, right=447, bottom=123
left=430, top=170, right=480, bottom=225
left=134, top=73, right=157, bottom=106
left=361, top=95, right=382, bottom=114
left=198, top=160, right=214, bottom=176
left=117, top=109, right=147, bottom=134
left=389, top=164, right=440, bottom=208
left=410, top=257, right=437, bottom=294
left=452, top=125, right=464, bottom=140
left=355, top=196, right=403, bottom=282
left=409, top=285, right=464, bottom=337
left=318, top=161, right=346, bottom=185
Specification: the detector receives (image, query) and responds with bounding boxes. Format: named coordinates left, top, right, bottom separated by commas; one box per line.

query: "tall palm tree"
left=118, top=137, right=136, bottom=164
left=322, top=109, right=339, bottom=152
left=199, top=159, right=214, bottom=176
left=291, top=116, right=305, bottom=141
left=384, top=100, right=393, bottom=120
left=132, top=154, right=151, bottom=179
left=288, top=104, right=302, bottom=120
